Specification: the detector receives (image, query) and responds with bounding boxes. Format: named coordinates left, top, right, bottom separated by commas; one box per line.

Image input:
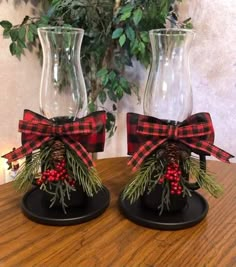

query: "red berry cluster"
left=36, top=159, right=75, bottom=187
left=159, top=163, right=183, bottom=195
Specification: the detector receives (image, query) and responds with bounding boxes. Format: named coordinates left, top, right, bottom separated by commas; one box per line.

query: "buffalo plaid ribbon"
left=3, top=110, right=106, bottom=168
left=127, top=112, right=234, bottom=171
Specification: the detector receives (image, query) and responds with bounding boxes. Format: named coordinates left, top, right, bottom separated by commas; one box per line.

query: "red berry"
left=61, top=162, right=66, bottom=168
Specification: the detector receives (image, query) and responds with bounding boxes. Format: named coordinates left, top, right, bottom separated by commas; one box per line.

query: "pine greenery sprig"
left=122, top=155, right=165, bottom=203
left=14, top=146, right=52, bottom=192
left=66, top=148, right=103, bottom=196
left=186, top=157, right=224, bottom=198
left=158, top=179, right=171, bottom=215
left=40, top=179, right=76, bottom=214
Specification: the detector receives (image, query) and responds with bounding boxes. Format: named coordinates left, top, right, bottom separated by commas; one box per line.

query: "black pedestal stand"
left=22, top=186, right=110, bottom=226
left=119, top=191, right=208, bottom=230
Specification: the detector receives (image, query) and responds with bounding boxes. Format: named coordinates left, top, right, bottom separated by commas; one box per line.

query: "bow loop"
left=3, top=110, right=106, bottom=168
left=127, top=112, right=234, bottom=171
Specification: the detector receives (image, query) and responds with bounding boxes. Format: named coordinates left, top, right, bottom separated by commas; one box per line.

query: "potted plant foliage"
left=0, top=0, right=192, bottom=136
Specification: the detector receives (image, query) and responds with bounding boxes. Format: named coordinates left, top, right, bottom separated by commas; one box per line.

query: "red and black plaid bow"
left=3, top=110, right=106, bottom=168
left=127, top=112, right=234, bottom=171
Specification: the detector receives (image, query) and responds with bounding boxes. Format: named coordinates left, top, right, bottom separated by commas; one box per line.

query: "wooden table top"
left=0, top=157, right=235, bottom=267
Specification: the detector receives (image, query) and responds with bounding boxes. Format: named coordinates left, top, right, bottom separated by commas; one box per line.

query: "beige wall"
left=0, top=1, right=41, bottom=183
left=0, top=0, right=235, bottom=183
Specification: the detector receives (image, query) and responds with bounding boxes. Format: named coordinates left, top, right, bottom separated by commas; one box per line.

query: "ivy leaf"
left=17, top=38, right=27, bottom=49
left=131, top=38, right=139, bottom=54
left=9, top=29, right=18, bottom=41
left=112, top=28, right=123, bottom=39
left=15, top=44, right=23, bottom=58
left=138, top=41, right=145, bottom=55
left=125, top=26, right=135, bottom=42
left=119, top=34, right=126, bottom=47
left=0, top=20, right=12, bottom=29
left=39, top=16, right=49, bottom=26
left=124, top=86, right=131, bottom=95
left=3, top=28, right=11, bottom=38
left=9, top=42, right=17, bottom=55
left=101, top=75, right=109, bottom=86
left=107, top=89, right=117, bottom=102
left=116, top=85, right=124, bottom=100
left=140, top=31, right=149, bottom=43
left=133, top=8, right=143, bottom=26
left=18, top=26, right=26, bottom=41
left=108, top=71, right=116, bottom=81
left=29, top=24, right=38, bottom=35
left=120, top=11, right=131, bottom=21
left=120, top=77, right=131, bottom=95
left=98, top=90, right=107, bottom=104
left=27, top=30, right=34, bottom=42
left=119, top=4, right=133, bottom=14
left=88, top=102, right=96, bottom=112
left=96, top=68, right=108, bottom=78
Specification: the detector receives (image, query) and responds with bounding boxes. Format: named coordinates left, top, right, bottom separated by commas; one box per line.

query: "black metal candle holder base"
left=119, top=191, right=208, bottom=230
left=21, top=186, right=110, bottom=226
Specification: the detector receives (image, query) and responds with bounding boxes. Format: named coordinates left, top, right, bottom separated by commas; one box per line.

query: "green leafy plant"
left=0, top=0, right=191, bottom=136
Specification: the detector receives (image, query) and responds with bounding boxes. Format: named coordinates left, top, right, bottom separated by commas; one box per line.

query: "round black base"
left=21, top=187, right=110, bottom=226
left=119, top=191, right=208, bottom=230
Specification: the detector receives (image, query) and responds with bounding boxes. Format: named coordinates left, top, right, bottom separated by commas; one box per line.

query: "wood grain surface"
left=0, top=157, right=235, bottom=267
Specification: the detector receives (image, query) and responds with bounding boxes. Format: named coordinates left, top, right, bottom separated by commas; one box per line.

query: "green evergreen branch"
left=122, top=155, right=165, bottom=203
left=66, top=148, right=102, bottom=197
left=187, top=157, right=224, bottom=198
left=14, top=146, right=52, bottom=192
left=159, top=180, right=171, bottom=215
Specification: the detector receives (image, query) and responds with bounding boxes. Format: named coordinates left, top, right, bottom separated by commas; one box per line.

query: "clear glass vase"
left=142, top=29, right=198, bottom=213
left=143, top=29, right=195, bottom=123
left=38, top=27, right=87, bottom=120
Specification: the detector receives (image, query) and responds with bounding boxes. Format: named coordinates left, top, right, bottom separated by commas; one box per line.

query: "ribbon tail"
left=182, top=140, right=234, bottom=163
left=128, top=139, right=166, bottom=171
left=2, top=136, right=51, bottom=163
left=62, top=137, right=94, bottom=168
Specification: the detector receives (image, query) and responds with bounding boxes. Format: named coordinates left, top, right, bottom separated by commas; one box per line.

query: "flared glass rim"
left=38, top=26, right=84, bottom=34
left=150, top=28, right=195, bottom=36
